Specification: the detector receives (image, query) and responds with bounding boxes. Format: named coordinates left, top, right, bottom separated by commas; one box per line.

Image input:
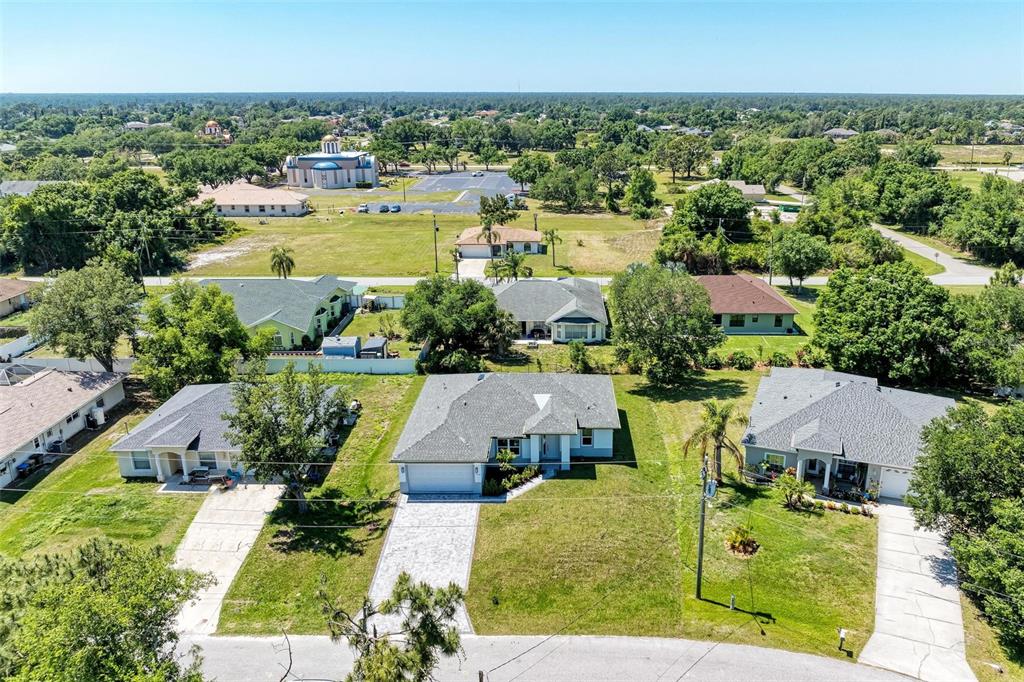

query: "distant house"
left=0, top=180, right=59, bottom=197
left=0, top=279, right=32, bottom=319
left=696, top=274, right=798, bottom=335
left=284, top=135, right=379, bottom=189
left=742, top=368, right=954, bottom=500
left=0, top=142, right=17, bottom=154
left=198, top=276, right=359, bottom=350
left=490, top=278, right=608, bottom=343
left=873, top=128, right=902, bottom=142
left=823, top=127, right=859, bottom=140
left=124, top=121, right=149, bottom=131
left=392, top=373, right=621, bottom=495
left=455, top=226, right=543, bottom=259
left=199, top=119, right=232, bottom=143
left=0, top=365, right=125, bottom=489
left=687, top=178, right=765, bottom=202
left=192, top=181, right=310, bottom=217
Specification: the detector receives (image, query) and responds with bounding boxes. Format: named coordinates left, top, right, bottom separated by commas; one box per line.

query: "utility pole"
left=403, top=175, right=407, bottom=203
left=432, top=215, right=439, bottom=273
left=533, top=212, right=538, bottom=232
left=696, top=455, right=711, bottom=600
left=767, top=229, right=775, bottom=286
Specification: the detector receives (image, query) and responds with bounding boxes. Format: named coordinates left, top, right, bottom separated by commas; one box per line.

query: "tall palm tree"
left=449, top=248, right=461, bottom=283
left=683, top=399, right=749, bottom=484
left=476, top=224, right=499, bottom=280
left=499, top=251, right=531, bottom=281
left=270, top=246, right=295, bottom=279
left=542, top=228, right=563, bottom=267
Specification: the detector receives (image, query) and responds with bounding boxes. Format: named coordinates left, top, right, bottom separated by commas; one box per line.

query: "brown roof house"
left=696, top=274, right=798, bottom=335
left=0, top=279, right=32, bottom=319
left=455, top=226, right=544, bottom=259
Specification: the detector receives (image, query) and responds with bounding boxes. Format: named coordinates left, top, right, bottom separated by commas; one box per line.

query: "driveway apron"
left=367, top=495, right=480, bottom=633
left=173, top=483, right=284, bottom=634
left=859, top=503, right=976, bottom=681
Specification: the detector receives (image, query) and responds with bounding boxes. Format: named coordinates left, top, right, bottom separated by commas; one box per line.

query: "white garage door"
left=406, top=464, right=477, bottom=494
left=880, top=467, right=912, bottom=500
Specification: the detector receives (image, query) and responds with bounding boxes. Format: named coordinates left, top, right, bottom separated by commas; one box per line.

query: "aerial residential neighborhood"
left=0, top=2, right=1022, bottom=681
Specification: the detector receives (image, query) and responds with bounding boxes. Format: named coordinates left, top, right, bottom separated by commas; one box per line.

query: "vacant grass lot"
left=935, top=144, right=1024, bottom=166
left=948, top=169, right=989, bottom=192
left=188, top=211, right=658, bottom=278
left=467, top=372, right=879, bottom=660
left=0, top=397, right=203, bottom=557
left=216, top=374, right=420, bottom=635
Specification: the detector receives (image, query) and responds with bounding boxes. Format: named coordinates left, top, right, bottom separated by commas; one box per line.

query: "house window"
left=774, top=314, right=784, bottom=328
left=764, top=453, right=786, bottom=470
left=198, top=452, right=217, bottom=469
left=96, top=398, right=105, bottom=408
left=581, top=429, right=593, bottom=447
left=271, top=333, right=283, bottom=349
left=258, top=205, right=266, bottom=213
left=132, top=453, right=151, bottom=471
left=729, top=315, right=746, bottom=328
left=562, top=324, right=589, bottom=340
left=33, top=437, right=40, bottom=449
left=495, top=438, right=521, bottom=456
left=751, top=314, right=759, bottom=323
left=244, top=205, right=250, bottom=213
left=713, top=314, right=722, bottom=326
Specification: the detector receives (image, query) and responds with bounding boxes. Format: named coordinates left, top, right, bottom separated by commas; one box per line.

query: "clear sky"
left=1, top=1, right=1022, bottom=94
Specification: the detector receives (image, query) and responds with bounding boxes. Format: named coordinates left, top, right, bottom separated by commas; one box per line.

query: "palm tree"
left=683, top=399, right=749, bottom=484
left=542, top=228, right=563, bottom=267
left=499, top=251, right=531, bottom=281
left=449, top=248, right=461, bottom=283
left=476, top=224, right=498, bottom=280
left=270, top=246, right=295, bottom=279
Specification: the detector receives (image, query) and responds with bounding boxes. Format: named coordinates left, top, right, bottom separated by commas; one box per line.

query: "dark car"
left=378, top=204, right=390, bottom=213
left=390, top=204, right=401, bottom=213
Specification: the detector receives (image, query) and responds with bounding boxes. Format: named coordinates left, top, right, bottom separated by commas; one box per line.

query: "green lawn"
left=935, top=144, right=1024, bottom=166
left=338, top=311, right=422, bottom=359
left=0, top=308, right=33, bottom=328
left=467, top=373, right=879, bottom=660
left=720, top=285, right=816, bottom=359
left=188, top=210, right=657, bottom=278
left=902, top=247, right=945, bottom=276
left=484, top=343, right=622, bottom=374
left=216, top=374, right=421, bottom=635
left=948, top=170, right=989, bottom=193
left=0, top=397, right=203, bottom=558
left=963, top=595, right=1024, bottom=681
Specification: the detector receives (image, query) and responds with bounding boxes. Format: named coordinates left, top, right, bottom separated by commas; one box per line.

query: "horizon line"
left=1, top=90, right=1021, bottom=98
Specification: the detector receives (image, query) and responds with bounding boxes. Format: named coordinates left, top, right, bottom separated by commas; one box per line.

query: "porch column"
left=823, top=457, right=832, bottom=493
left=530, top=435, right=541, bottom=464
left=154, top=453, right=167, bottom=483
left=559, top=434, right=571, bottom=471
left=796, top=458, right=806, bottom=481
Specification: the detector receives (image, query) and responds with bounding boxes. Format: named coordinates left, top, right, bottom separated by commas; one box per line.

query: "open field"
left=0, top=395, right=203, bottom=557
left=188, top=211, right=658, bottom=278
left=217, top=374, right=420, bottom=635
left=935, top=144, right=1024, bottom=166
left=467, top=372, right=880, bottom=661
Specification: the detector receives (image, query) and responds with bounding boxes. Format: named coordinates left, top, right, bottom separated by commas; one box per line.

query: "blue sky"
left=1, top=1, right=1021, bottom=94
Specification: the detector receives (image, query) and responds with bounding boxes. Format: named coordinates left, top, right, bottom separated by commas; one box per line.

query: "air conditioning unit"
left=89, top=406, right=106, bottom=428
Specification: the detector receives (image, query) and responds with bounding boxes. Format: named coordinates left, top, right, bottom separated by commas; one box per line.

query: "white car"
left=356, top=203, right=369, bottom=213
left=472, top=171, right=484, bottom=177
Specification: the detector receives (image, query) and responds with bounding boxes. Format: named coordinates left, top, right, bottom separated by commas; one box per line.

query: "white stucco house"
left=0, top=365, right=125, bottom=489
left=490, top=278, right=608, bottom=343
left=193, top=181, right=310, bottom=217
left=742, top=368, right=954, bottom=501
left=392, top=373, right=621, bottom=495
left=0, top=279, right=32, bottom=319
left=455, top=226, right=543, bottom=259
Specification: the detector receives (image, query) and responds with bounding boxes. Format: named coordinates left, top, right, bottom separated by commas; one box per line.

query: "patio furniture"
left=527, top=340, right=539, bottom=349
left=185, top=466, right=210, bottom=485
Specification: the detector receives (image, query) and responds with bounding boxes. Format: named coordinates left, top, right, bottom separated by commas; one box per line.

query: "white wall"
left=213, top=203, right=308, bottom=217
left=265, top=356, right=415, bottom=375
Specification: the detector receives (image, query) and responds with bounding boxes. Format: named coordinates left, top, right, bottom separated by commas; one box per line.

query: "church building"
left=284, top=135, right=379, bottom=189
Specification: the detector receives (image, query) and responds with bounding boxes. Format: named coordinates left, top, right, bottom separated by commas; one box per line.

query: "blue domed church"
left=284, top=135, right=380, bottom=189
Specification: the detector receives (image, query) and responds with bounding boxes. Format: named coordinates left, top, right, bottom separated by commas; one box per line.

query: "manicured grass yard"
left=0, top=395, right=203, bottom=557
left=187, top=210, right=658, bottom=278
left=216, top=374, right=421, bottom=635
left=719, top=285, right=816, bottom=358
left=901, top=247, right=945, bottom=276
left=962, top=595, right=1024, bottom=680
left=0, top=308, right=33, bottom=327
left=467, top=372, right=879, bottom=660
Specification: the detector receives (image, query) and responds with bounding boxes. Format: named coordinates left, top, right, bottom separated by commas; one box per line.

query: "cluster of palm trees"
left=485, top=250, right=533, bottom=282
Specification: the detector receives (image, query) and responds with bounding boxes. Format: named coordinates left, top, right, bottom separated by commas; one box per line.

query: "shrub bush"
left=567, top=339, right=592, bottom=374
left=703, top=352, right=724, bottom=369
left=482, top=479, right=504, bottom=496
left=355, top=181, right=373, bottom=189
left=432, top=349, right=483, bottom=373
left=727, top=350, right=755, bottom=370
left=840, top=503, right=850, bottom=514
left=768, top=351, right=792, bottom=367
left=796, top=346, right=827, bottom=368
left=726, top=524, right=759, bottom=555
left=814, top=500, right=826, bottom=511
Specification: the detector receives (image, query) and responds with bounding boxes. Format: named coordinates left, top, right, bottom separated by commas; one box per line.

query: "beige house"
left=0, top=279, right=31, bottom=319
left=456, top=226, right=544, bottom=259
left=193, top=181, right=310, bottom=217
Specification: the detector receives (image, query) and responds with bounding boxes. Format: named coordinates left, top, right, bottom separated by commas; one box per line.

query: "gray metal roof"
left=111, top=384, right=237, bottom=452
left=490, top=278, right=608, bottom=326
left=0, top=180, right=60, bottom=197
left=742, top=368, right=954, bottom=469
left=392, top=373, right=621, bottom=463
left=198, top=276, right=356, bottom=332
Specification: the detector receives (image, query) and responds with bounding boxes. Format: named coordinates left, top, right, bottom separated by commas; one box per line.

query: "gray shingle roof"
left=111, top=384, right=237, bottom=452
left=490, top=278, right=608, bottom=325
left=392, top=373, right=621, bottom=463
left=198, top=276, right=356, bottom=332
left=742, top=368, right=954, bottom=469
left=0, top=180, right=60, bottom=197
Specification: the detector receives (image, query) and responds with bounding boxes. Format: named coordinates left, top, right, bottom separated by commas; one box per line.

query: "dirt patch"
left=186, top=234, right=283, bottom=271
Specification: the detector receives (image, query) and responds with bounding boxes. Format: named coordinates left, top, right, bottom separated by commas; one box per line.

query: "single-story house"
left=199, top=275, right=358, bottom=350
left=490, top=277, right=608, bottom=343
left=111, top=382, right=343, bottom=482
left=455, top=226, right=544, bottom=259
left=0, top=180, right=60, bottom=197
left=0, top=365, right=125, bottom=488
left=687, top=178, right=766, bottom=202
left=392, top=373, right=621, bottom=495
left=824, top=127, right=859, bottom=140
left=695, top=274, right=798, bottom=335
left=192, top=181, right=310, bottom=217
left=742, top=368, right=954, bottom=500
left=0, top=279, right=32, bottom=319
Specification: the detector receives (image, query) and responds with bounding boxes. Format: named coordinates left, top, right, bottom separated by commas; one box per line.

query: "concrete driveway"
left=458, top=258, right=490, bottom=279
left=859, top=504, right=976, bottom=681
left=174, top=483, right=284, bottom=634
left=367, top=495, right=479, bottom=633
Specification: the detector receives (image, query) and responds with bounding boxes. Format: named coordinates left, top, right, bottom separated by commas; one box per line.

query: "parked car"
left=472, top=171, right=484, bottom=177
left=390, top=204, right=401, bottom=213
left=357, top=203, right=369, bottom=213
left=378, top=204, right=390, bottom=213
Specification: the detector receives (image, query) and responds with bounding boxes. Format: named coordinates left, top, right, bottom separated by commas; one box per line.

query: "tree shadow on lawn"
left=778, top=285, right=820, bottom=307
left=629, top=374, right=748, bottom=404
left=268, top=486, right=393, bottom=558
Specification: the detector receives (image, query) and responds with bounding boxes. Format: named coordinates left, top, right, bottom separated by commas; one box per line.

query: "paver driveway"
left=859, top=503, right=976, bottom=681
left=367, top=495, right=479, bottom=633
left=174, top=483, right=284, bottom=634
